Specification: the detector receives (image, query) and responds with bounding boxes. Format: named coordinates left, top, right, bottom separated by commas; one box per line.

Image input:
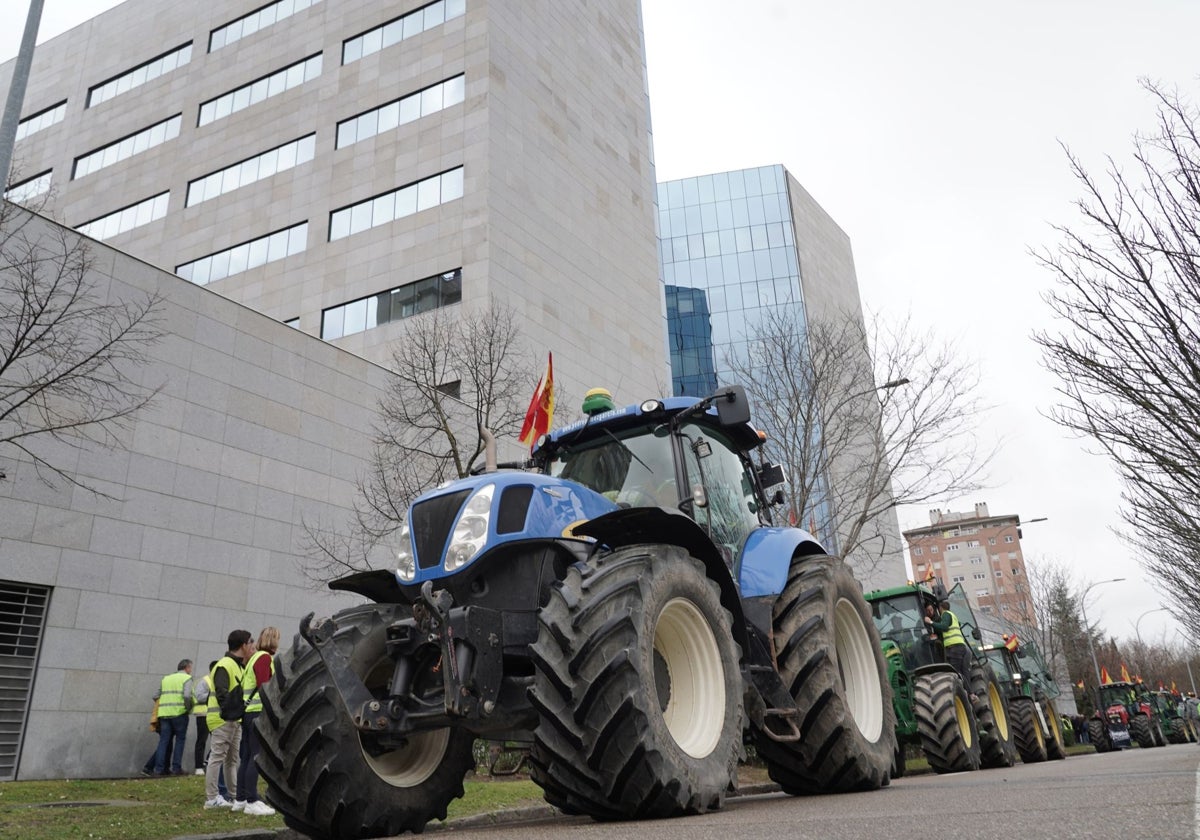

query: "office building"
left=657, top=165, right=906, bottom=589
left=1, top=0, right=668, bottom=402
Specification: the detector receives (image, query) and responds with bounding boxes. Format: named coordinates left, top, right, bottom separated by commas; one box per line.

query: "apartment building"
left=903, top=502, right=1037, bottom=626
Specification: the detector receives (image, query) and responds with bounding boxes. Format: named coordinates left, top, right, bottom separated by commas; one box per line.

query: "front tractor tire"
left=970, top=662, right=1016, bottom=768
left=256, top=604, right=476, bottom=840
left=529, top=545, right=745, bottom=820
left=753, top=556, right=896, bottom=794
left=1009, top=696, right=1048, bottom=763
left=1088, top=718, right=1111, bottom=753
left=914, top=671, right=982, bottom=773
left=1129, top=714, right=1155, bottom=748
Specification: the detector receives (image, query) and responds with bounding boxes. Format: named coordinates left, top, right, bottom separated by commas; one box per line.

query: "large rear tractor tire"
left=970, top=662, right=1015, bottom=768
left=914, top=671, right=981, bottom=773
left=1130, top=714, right=1155, bottom=748
left=256, top=604, right=477, bottom=840
left=1009, top=696, right=1048, bottom=763
left=752, top=556, right=895, bottom=794
left=528, top=545, right=744, bottom=820
left=1169, top=719, right=1188, bottom=744
left=1088, top=718, right=1111, bottom=753
left=1043, top=700, right=1067, bottom=760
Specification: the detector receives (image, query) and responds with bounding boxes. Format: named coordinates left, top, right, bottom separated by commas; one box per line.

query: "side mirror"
left=971, top=628, right=981, bottom=641
left=758, top=462, right=786, bottom=489
left=712, top=385, right=751, bottom=427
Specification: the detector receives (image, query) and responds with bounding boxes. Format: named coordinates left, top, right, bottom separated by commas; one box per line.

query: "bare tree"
left=727, top=305, right=993, bottom=579
left=0, top=199, right=161, bottom=490
left=1034, top=82, right=1200, bottom=635
left=303, top=303, right=530, bottom=582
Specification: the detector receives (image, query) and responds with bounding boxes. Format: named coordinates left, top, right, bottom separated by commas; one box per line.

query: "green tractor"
left=866, top=582, right=1013, bottom=775
left=1155, top=690, right=1198, bottom=743
left=977, top=636, right=1066, bottom=763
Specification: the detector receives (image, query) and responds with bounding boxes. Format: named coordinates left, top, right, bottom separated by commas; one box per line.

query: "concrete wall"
left=0, top=209, right=386, bottom=779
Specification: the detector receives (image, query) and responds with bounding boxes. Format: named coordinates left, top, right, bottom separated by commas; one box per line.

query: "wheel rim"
left=362, top=727, right=451, bottom=787
left=832, top=597, right=884, bottom=741
left=654, top=597, right=725, bottom=758
left=989, top=682, right=1009, bottom=740
left=954, top=693, right=974, bottom=748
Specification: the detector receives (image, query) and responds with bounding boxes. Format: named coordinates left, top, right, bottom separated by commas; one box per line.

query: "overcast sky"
left=5, top=1, right=1198, bottom=646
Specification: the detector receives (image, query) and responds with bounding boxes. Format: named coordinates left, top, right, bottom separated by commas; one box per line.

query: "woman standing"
left=235, top=626, right=278, bottom=816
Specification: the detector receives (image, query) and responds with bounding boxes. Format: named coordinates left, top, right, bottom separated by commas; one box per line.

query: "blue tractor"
left=256, top=386, right=896, bottom=839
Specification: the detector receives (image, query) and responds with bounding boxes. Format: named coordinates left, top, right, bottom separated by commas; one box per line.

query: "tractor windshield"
left=547, top=426, right=678, bottom=509
left=870, top=593, right=941, bottom=671
left=1098, top=684, right=1136, bottom=710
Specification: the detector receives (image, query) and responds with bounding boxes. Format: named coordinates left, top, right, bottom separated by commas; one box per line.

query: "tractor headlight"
left=1012, top=672, right=1023, bottom=683
left=445, top=484, right=494, bottom=572
left=395, top=521, right=416, bottom=582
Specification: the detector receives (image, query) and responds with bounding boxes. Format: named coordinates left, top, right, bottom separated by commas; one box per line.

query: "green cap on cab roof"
left=582, top=387, right=615, bottom=415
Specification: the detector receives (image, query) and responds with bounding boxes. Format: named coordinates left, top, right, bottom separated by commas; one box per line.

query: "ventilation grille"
left=411, top=490, right=471, bottom=569
left=0, top=581, right=50, bottom=781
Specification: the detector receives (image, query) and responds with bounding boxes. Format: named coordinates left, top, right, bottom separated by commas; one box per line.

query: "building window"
left=1011, top=568, right=1022, bottom=576
left=342, top=0, right=466, bottom=65
left=970, top=556, right=982, bottom=564
left=1004, top=535, right=1014, bottom=543
left=284, top=318, right=299, bottom=328
left=933, top=563, right=941, bottom=570
left=966, top=540, right=980, bottom=547
left=321, top=269, right=462, bottom=339
left=990, top=554, right=999, bottom=561
left=949, top=559, right=962, bottom=567
left=946, top=543, right=961, bottom=551
left=210, top=0, right=323, bottom=52
left=436, top=380, right=462, bottom=398
left=930, top=545, right=939, bottom=553
left=916, top=565, right=926, bottom=574
left=335, top=75, right=465, bottom=149
left=15, top=100, right=66, bottom=141
left=198, top=54, right=322, bottom=127
left=73, top=115, right=182, bottom=179
left=176, top=222, right=307, bottom=285
left=952, top=575, right=965, bottom=583
left=995, top=570, right=1003, bottom=578
left=976, top=589, right=990, bottom=598
left=973, top=573, right=987, bottom=580
left=186, top=134, right=315, bottom=206
left=87, top=43, right=192, bottom=108
left=4, top=170, right=52, bottom=204
left=988, top=537, right=996, bottom=545
left=77, top=191, right=169, bottom=241
left=1007, top=551, right=1017, bottom=560
left=328, top=167, right=463, bottom=241
left=913, top=547, right=923, bottom=556
left=1001, top=604, right=1010, bottom=612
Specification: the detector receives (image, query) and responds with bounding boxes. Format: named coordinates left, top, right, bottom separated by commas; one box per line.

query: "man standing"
left=203, top=630, right=254, bottom=810
left=151, top=660, right=193, bottom=776
left=192, top=660, right=217, bottom=775
left=925, top=599, right=973, bottom=697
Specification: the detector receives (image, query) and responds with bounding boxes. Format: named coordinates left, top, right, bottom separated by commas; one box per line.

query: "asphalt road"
left=441, top=746, right=1200, bottom=840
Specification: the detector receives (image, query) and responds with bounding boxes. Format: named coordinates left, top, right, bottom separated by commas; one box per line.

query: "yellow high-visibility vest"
left=157, top=671, right=191, bottom=718
left=241, top=650, right=274, bottom=714
left=206, top=656, right=245, bottom=731
left=941, top=610, right=966, bottom=648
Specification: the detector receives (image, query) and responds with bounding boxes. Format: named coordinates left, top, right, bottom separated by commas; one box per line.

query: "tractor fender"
left=738, top=526, right=826, bottom=596
left=572, top=507, right=749, bottom=652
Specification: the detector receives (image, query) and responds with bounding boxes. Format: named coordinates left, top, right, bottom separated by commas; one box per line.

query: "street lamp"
left=1178, top=631, right=1197, bottom=695
left=1134, top=607, right=1168, bottom=648
left=1080, top=577, right=1127, bottom=688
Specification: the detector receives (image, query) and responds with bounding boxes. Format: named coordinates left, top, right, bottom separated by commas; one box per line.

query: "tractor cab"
left=865, top=582, right=945, bottom=672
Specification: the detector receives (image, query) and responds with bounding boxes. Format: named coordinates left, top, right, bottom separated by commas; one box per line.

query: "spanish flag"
left=1120, top=662, right=1132, bottom=683
left=518, top=353, right=555, bottom=452
left=1004, top=634, right=1020, bottom=652
left=1076, top=680, right=1085, bottom=689
left=1101, top=666, right=1112, bottom=684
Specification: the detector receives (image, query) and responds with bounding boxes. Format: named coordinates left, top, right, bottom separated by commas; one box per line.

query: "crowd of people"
left=144, top=626, right=280, bottom=815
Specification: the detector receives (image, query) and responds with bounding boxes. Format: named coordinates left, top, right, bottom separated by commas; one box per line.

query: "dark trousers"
left=236, top=712, right=262, bottom=803
left=153, top=715, right=189, bottom=774
left=946, top=643, right=972, bottom=689
left=194, top=716, right=211, bottom=771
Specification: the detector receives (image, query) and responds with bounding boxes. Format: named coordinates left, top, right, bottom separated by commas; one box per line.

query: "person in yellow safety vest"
left=191, top=661, right=216, bottom=776
left=925, top=599, right=975, bottom=699
left=147, top=659, right=193, bottom=776
left=234, top=627, right=280, bottom=817
left=203, top=630, right=254, bottom=810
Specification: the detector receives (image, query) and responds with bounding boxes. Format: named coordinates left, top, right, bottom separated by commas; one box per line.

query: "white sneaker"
left=232, top=800, right=246, bottom=812
left=194, top=769, right=205, bottom=776
left=204, top=796, right=233, bottom=809
left=243, top=800, right=277, bottom=816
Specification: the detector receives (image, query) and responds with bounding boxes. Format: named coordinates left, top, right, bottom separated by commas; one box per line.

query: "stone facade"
left=0, top=209, right=385, bottom=779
